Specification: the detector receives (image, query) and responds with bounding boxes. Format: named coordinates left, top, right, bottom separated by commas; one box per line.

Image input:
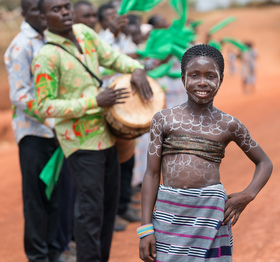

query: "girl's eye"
left=191, top=74, right=197, bottom=78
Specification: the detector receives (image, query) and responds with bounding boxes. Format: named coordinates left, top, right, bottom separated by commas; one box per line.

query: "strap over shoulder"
left=45, top=42, right=103, bottom=88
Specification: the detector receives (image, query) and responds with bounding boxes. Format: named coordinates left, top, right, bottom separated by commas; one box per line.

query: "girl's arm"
left=223, top=120, right=273, bottom=226
left=139, top=112, right=164, bottom=262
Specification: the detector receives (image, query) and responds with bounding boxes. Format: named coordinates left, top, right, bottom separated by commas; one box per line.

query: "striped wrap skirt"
left=152, top=183, right=233, bottom=261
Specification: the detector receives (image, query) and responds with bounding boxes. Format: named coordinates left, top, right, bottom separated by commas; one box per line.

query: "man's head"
left=38, top=0, right=73, bottom=34
left=21, top=0, right=46, bottom=33
left=147, top=15, right=168, bottom=29
left=73, top=1, right=97, bottom=30
left=128, top=24, right=143, bottom=45
left=121, top=15, right=142, bottom=45
left=109, top=0, right=121, bottom=10
left=127, top=14, right=141, bottom=26
left=98, top=3, right=117, bottom=30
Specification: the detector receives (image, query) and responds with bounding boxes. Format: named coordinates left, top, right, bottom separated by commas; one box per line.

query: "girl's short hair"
left=181, top=44, right=224, bottom=76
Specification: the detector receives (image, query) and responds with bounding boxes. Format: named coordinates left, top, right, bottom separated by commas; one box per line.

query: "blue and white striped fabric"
left=152, top=183, right=233, bottom=261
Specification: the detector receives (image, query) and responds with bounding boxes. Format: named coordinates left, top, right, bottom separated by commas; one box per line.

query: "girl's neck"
left=186, top=98, right=214, bottom=114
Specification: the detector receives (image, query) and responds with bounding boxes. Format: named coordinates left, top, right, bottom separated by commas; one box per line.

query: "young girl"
left=138, top=44, right=272, bottom=262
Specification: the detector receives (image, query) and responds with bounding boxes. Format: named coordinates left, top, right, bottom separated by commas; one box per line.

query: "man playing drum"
left=34, top=0, right=153, bottom=261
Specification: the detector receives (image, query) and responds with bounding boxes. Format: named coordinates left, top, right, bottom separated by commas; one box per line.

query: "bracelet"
left=137, top=223, right=154, bottom=239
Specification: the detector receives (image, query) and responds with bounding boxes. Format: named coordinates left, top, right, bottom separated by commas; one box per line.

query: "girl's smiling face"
left=182, top=56, right=223, bottom=104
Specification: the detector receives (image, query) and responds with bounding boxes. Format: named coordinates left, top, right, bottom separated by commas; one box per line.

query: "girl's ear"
left=181, top=74, right=185, bottom=86
left=220, top=74, right=224, bottom=86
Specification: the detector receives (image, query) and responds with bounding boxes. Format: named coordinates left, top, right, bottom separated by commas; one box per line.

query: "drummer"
left=34, top=0, right=153, bottom=261
left=74, top=1, right=142, bottom=231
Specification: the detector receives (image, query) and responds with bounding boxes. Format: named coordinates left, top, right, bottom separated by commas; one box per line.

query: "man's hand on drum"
left=131, top=69, right=153, bottom=102
left=96, top=86, right=130, bottom=107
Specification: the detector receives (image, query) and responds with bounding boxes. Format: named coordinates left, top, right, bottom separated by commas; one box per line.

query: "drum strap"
left=45, top=42, right=103, bottom=88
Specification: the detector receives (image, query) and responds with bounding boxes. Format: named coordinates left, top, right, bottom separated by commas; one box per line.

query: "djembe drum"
left=103, top=74, right=166, bottom=140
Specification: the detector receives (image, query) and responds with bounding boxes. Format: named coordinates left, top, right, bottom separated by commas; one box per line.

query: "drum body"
left=103, top=74, right=166, bottom=139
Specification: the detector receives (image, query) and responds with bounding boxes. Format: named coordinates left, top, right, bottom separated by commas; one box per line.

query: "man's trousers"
left=68, top=146, right=120, bottom=262
left=19, top=135, right=61, bottom=262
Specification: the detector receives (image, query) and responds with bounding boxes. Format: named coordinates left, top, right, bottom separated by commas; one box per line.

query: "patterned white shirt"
left=4, top=21, right=54, bottom=143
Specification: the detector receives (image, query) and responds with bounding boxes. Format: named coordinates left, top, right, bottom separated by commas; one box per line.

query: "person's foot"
left=68, top=241, right=76, bottom=256
left=114, top=215, right=128, bottom=231
left=119, top=207, right=141, bottom=222
left=59, top=250, right=76, bottom=262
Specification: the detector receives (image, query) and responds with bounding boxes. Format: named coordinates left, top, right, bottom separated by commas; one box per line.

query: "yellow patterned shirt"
left=33, top=24, right=144, bottom=157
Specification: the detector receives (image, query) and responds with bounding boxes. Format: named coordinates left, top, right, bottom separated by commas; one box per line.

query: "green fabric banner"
left=136, top=42, right=172, bottom=60
left=118, top=0, right=164, bottom=15
left=136, top=0, right=194, bottom=62
left=147, top=60, right=174, bottom=78
left=222, top=37, right=250, bottom=52
left=169, top=0, right=188, bottom=28
left=190, top=19, right=203, bottom=28
left=167, top=70, right=181, bottom=79
left=130, top=0, right=194, bottom=80
left=208, top=16, right=237, bottom=35
left=208, top=39, right=222, bottom=52
left=39, top=147, right=65, bottom=200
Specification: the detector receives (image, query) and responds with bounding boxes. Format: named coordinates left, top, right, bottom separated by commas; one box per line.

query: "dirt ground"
left=1, top=6, right=280, bottom=262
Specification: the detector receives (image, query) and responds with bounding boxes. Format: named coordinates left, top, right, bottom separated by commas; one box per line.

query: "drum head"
left=108, top=74, right=166, bottom=129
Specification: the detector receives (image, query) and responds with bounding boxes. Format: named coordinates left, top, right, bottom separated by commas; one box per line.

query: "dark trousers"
left=118, top=155, right=134, bottom=215
left=19, top=136, right=61, bottom=262
left=56, top=158, right=76, bottom=252
left=68, top=146, right=120, bottom=262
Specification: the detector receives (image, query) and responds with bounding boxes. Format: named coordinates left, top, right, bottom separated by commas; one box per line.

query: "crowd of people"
left=4, top=0, right=181, bottom=261
left=4, top=0, right=271, bottom=262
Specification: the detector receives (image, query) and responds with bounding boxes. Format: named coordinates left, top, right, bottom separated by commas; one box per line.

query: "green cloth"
left=39, top=147, right=64, bottom=200
left=167, top=70, right=181, bottom=79
left=208, top=16, right=236, bottom=35
left=208, top=39, right=222, bottom=52
left=147, top=59, right=174, bottom=78
left=169, top=0, right=188, bottom=28
left=136, top=0, right=195, bottom=62
left=135, top=0, right=194, bottom=79
left=190, top=19, right=203, bottom=28
left=118, top=0, right=164, bottom=15
left=222, top=37, right=250, bottom=52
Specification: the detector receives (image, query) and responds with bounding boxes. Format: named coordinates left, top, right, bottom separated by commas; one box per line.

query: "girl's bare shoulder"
left=153, top=103, right=185, bottom=119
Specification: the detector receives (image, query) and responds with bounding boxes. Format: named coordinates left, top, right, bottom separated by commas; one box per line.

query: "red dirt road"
left=1, top=6, right=280, bottom=262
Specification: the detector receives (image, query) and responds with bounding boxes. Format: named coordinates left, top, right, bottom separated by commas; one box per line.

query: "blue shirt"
left=4, top=21, right=54, bottom=143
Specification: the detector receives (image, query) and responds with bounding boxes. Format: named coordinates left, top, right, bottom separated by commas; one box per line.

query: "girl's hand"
left=223, top=191, right=254, bottom=227
left=139, top=234, right=157, bottom=262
